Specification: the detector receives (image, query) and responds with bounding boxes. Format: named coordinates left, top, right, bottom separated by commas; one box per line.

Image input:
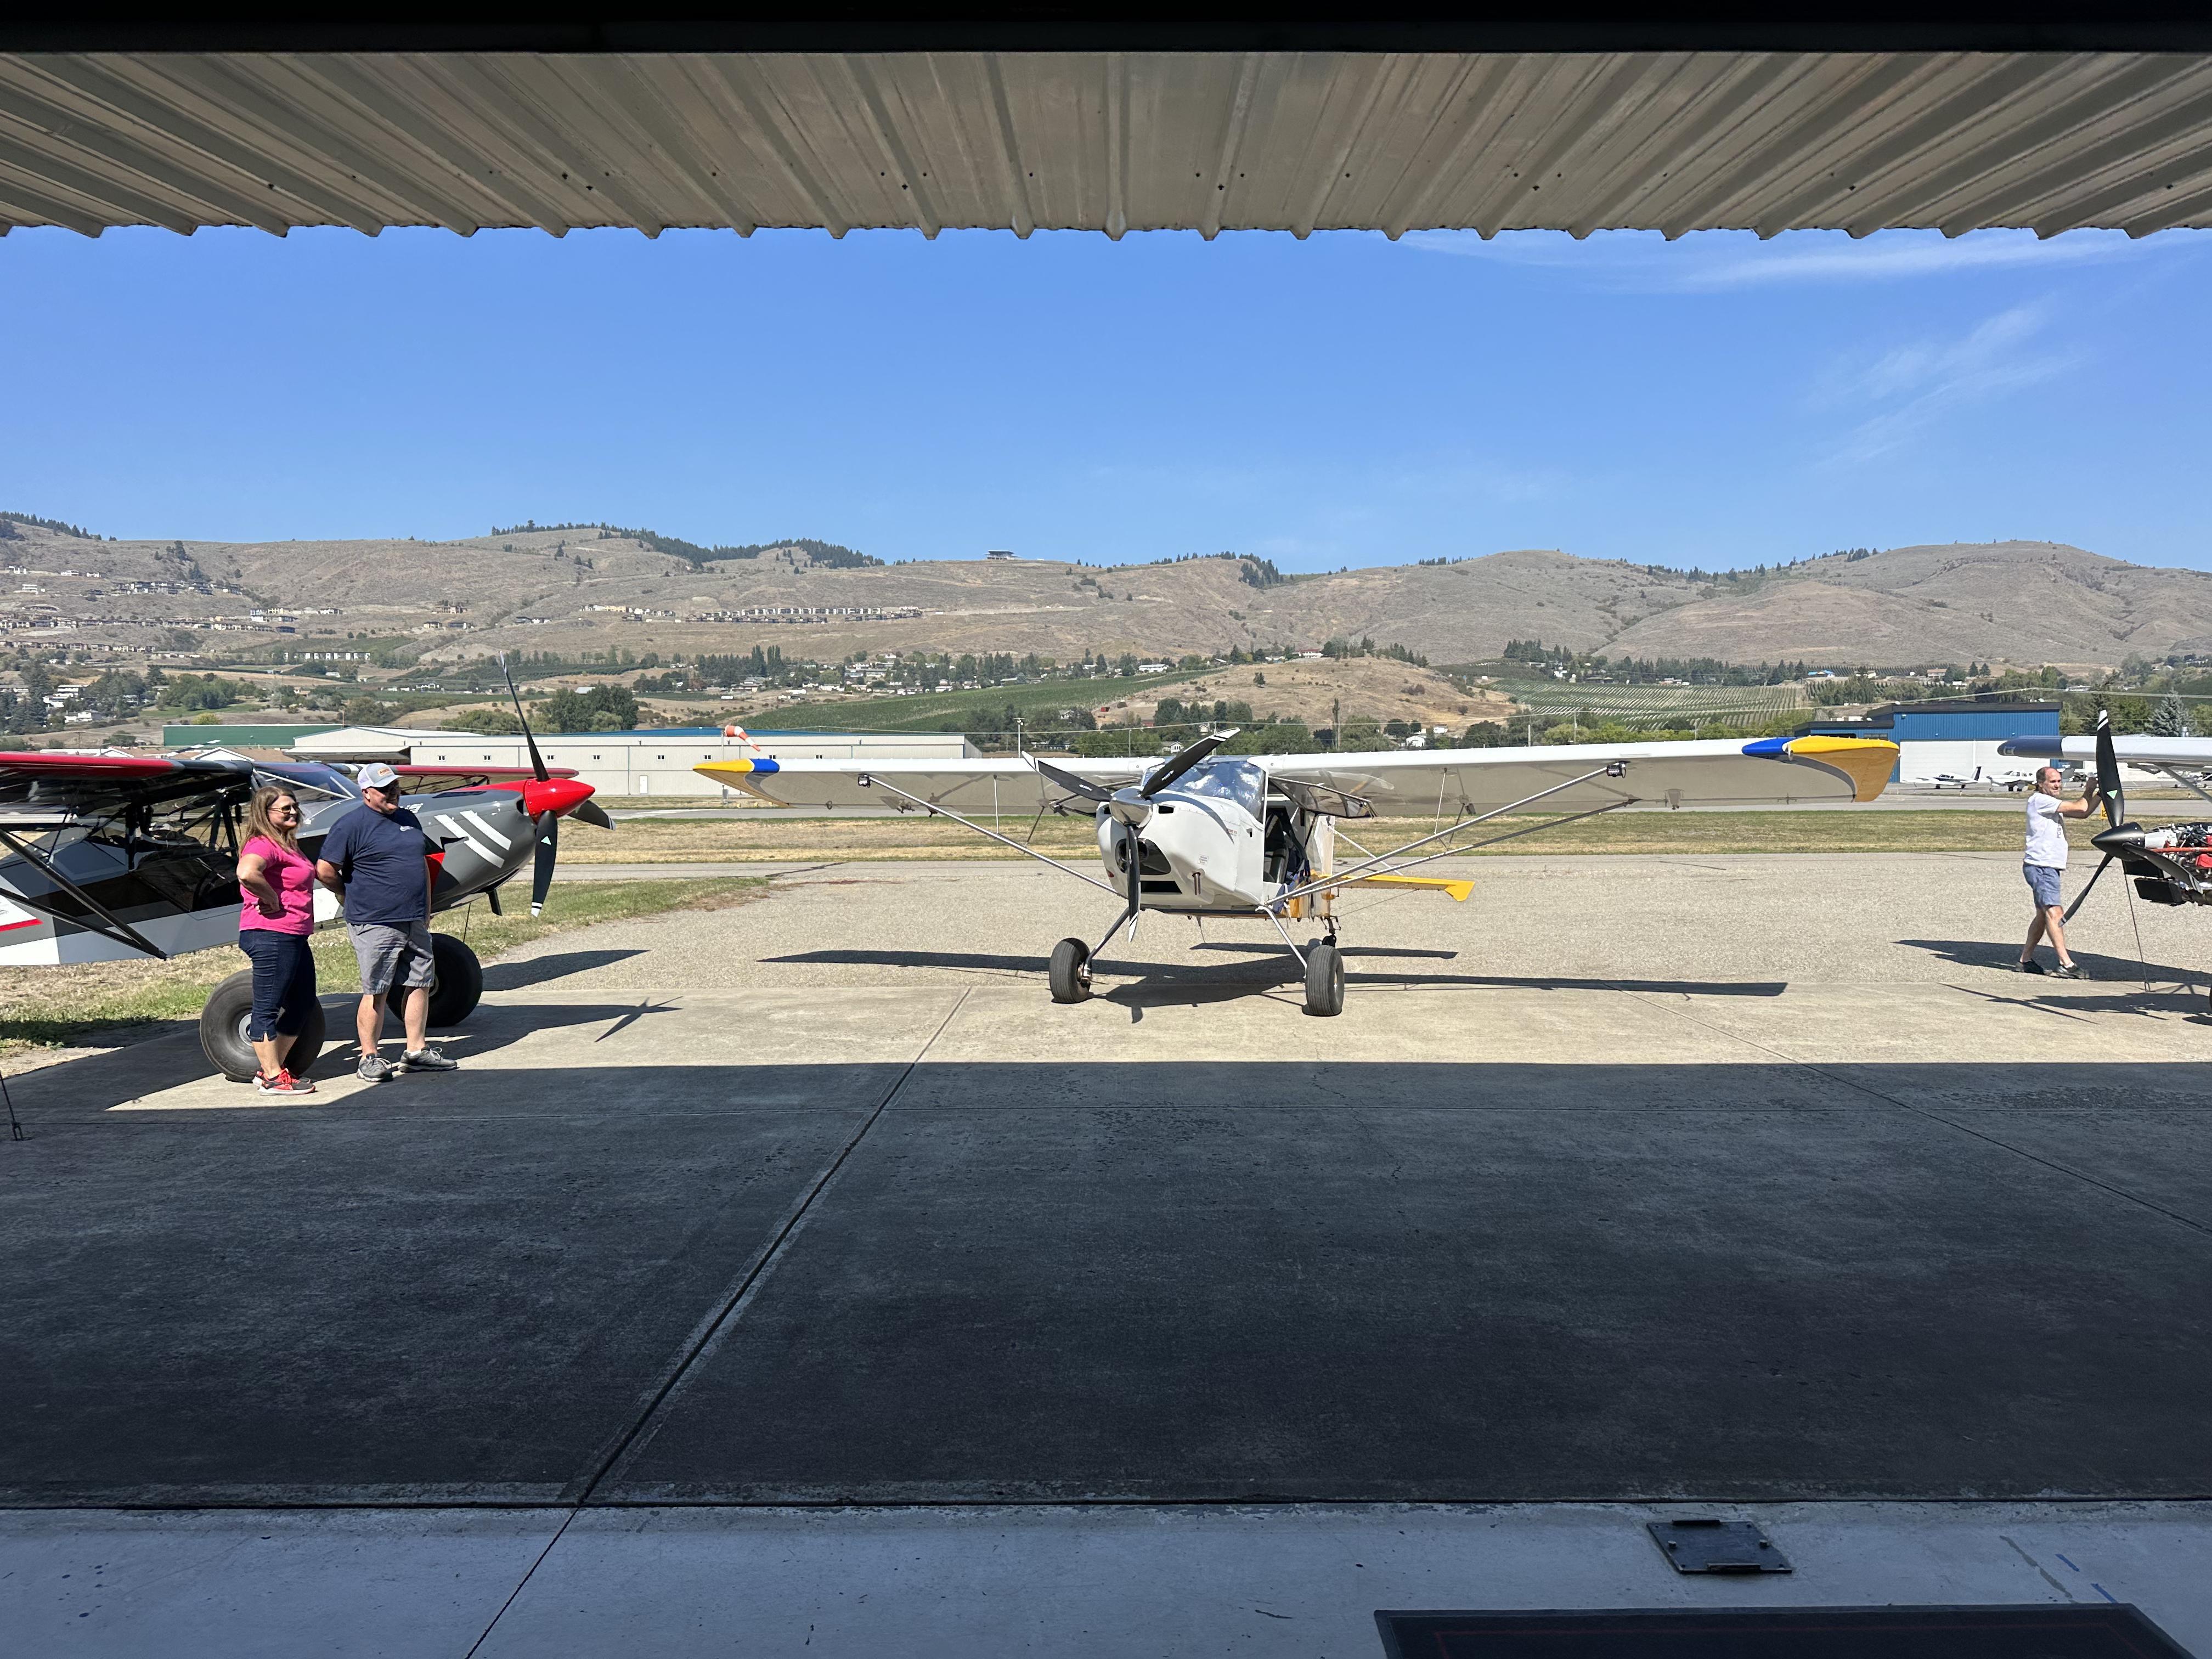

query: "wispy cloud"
left=1816, top=301, right=2079, bottom=466
left=1403, top=228, right=2160, bottom=291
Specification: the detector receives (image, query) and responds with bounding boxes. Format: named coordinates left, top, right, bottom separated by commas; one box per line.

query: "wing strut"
left=856, top=773, right=1123, bottom=896
left=1267, top=762, right=1633, bottom=913
left=0, top=828, right=170, bottom=959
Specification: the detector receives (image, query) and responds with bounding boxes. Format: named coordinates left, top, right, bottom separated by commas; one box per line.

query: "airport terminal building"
left=1798, top=698, right=2062, bottom=785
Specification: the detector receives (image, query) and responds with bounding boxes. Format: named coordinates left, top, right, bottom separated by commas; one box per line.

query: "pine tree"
left=2153, top=695, right=2189, bottom=737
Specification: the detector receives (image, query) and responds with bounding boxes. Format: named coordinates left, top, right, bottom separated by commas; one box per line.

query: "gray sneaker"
left=399, top=1047, right=458, bottom=1073
left=357, top=1054, right=396, bottom=1083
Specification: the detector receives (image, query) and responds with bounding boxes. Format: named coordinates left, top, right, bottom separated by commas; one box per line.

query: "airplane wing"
left=0, top=751, right=256, bottom=823
left=697, top=755, right=1144, bottom=813
left=2001, top=735, right=2212, bottom=769
left=1264, top=735, right=1898, bottom=812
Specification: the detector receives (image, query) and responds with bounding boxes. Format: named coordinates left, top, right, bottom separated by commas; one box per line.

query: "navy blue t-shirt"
left=318, top=804, right=431, bottom=926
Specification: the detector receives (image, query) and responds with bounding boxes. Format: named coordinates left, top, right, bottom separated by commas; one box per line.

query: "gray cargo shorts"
left=350, top=920, right=436, bottom=995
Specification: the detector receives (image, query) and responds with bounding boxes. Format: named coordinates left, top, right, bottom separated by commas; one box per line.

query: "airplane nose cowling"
left=519, top=778, right=596, bottom=819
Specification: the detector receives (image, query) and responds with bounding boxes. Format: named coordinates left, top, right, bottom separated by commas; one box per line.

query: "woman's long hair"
left=243, top=786, right=301, bottom=854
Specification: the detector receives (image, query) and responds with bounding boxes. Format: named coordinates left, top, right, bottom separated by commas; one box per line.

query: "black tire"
left=1048, top=936, right=1092, bottom=1004
left=200, top=968, right=327, bottom=1082
left=1304, top=941, right=1345, bottom=1017
left=425, top=934, right=484, bottom=1028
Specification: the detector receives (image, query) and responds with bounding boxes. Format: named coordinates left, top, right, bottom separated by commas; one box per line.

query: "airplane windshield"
left=253, top=762, right=361, bottom=802
left=1169, top=758, right=1265, bottom=817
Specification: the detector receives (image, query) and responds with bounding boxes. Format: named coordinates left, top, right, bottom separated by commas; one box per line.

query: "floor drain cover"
left=1374, top=1605, right=2194, bottom=1657
left=1647, top=1517, right=1791, bottom=1573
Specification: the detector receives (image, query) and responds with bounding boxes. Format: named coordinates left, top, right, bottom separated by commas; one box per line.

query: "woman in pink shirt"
left=236, top=786, right=319, bottom=1094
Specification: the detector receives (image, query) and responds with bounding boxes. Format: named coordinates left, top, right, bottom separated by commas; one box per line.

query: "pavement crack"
left=570, top=987, right=974, bottom=1503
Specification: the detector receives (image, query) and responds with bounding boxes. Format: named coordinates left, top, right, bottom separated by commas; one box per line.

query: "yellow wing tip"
left=1781, top=736, right=1900, bottom=803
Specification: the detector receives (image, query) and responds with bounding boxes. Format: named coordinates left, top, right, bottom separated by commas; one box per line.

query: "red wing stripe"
left=0, top=753, right=180, bottom=776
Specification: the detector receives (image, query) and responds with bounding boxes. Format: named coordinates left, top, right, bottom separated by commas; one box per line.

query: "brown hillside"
left=7, top=518, right=2210, bottom=674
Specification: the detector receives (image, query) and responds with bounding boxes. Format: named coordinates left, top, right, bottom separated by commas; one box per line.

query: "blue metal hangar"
left=1799, top=699, right=2062, bottom=785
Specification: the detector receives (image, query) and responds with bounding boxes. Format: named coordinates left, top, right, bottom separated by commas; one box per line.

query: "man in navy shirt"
left=315, top=763, right=459, bottom=1082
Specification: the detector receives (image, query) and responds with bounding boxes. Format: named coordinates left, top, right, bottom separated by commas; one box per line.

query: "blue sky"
left=3, top=222, right=2207, bottom=574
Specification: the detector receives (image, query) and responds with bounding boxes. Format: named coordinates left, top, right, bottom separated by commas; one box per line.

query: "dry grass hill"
left=6, top=516, right=2211, bottom=673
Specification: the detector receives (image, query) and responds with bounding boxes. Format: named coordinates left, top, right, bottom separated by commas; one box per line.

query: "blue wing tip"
left=1741, top=736, right=1791, bottom=757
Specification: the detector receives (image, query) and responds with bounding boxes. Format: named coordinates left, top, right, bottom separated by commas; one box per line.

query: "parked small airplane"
left=699, top=731, right=1899, bottom=1015
left=0, top=669, right=609, bottom=1077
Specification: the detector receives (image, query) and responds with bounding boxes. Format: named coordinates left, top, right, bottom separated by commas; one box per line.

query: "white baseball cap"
left=357, top=762, right=402, bottom=792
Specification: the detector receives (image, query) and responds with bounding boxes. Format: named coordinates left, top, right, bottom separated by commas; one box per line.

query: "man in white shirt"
left=2017, top=764, right=2101, bottom=977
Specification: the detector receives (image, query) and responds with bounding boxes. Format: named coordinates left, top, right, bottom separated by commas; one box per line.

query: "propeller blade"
left=569, top=796, right=613, bottom=830
left=531, top=812, right=557, bottom=917
left=2062, top=853, right=2113, bottom=923
left=500, top=652, right=550, bottom=784
left=2095, top=709, right=2121, bottom=828
left=1140, top=730, right=1239, bottom=799
left=1035, top=759, right=1113, bottom=803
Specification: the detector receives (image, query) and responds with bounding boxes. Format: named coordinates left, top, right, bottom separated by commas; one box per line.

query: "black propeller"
left=500, top=653, right=550, bottom=785
left=1035, top=759, right=1114, bottom=803
left=499, top=652, right=574, bottom=917
left=2062, top=710, right=2135, bottom=922
left=1141, top=730, right=1238, bottom=799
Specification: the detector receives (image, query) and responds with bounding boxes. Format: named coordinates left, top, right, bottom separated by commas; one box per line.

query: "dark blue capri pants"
left=238, top=930, right=317, bottom=1041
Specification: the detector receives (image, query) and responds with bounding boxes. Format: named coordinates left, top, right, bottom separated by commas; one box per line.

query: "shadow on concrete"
left=482, top=949, right=648, bottom=992
left=1900, top=936, right=2205, bottom=983
left=765, top=947, right=1788, bottom=998
left=2, top=1000, right=693, bottom=1118
left=8, top=1059, right=2212, bottom=1509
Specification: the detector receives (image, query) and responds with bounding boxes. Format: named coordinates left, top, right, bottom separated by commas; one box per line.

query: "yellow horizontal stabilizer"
left=1351, top=874, right=1474, bottom=901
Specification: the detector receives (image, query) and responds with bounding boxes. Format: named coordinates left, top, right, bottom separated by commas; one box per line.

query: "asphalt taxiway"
left=7, top=853, right=2210, bottom=1654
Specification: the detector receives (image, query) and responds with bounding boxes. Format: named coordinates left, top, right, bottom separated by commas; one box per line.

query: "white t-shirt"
left=2024, top=791, right=2069, bottom=868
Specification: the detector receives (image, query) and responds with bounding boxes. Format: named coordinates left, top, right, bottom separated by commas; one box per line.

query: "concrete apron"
left=12, top=843, right=2212, bottom=1655
left=7, top=1501, right=2210, bottom=1657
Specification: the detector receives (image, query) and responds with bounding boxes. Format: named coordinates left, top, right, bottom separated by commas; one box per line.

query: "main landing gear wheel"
left=425, top=933, right=484, bottom=1028
left=200, top=969, right=328, bottom=1082
left=1048, top=937, right=1093, bottom=1004
left=1304, top=941, right=1345, bottom=1017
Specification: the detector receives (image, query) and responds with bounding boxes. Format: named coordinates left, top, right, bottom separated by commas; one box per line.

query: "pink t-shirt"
left=238, top=834, right=315, bottom=935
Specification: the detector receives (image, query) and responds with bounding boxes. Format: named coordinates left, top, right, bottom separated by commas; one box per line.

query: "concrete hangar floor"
left=7, top=851, right=2212, bottom=1656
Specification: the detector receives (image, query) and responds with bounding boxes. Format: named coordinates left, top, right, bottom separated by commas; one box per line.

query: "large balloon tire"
left=200, top=968, right=327, bottom=1082
left=1304, top=941, right=1345, bottom=1018
left=425, top=934, right=484, bottom=1028
left=1048, top=937, right=1092, bottom=1004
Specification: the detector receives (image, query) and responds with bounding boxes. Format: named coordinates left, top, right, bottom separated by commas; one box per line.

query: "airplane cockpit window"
left=1169, top=758, right=1266, bottom=817
left=254, top=763, right=361, bottom=802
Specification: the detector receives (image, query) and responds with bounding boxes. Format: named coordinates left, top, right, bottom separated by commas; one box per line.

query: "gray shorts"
left=351, top=920, right=435, bottom=995
left=2024, top=863, right=2064, bottom=910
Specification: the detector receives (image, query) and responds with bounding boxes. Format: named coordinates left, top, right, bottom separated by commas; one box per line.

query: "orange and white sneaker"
left=254, top=1070, right=316, bottom=1095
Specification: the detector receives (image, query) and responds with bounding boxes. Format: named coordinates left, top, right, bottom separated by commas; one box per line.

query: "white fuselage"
left=1087, top=758, right=1318, bottom=913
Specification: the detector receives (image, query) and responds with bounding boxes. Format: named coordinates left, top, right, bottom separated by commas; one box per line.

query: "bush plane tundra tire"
left=425, top=933, right=484, bottom=1028
left=1048, top=936, right=1093, bottom=1004
left=1304, top=941, right=1345, bottom=1017
left=200, top=968, right=327, bottom=1082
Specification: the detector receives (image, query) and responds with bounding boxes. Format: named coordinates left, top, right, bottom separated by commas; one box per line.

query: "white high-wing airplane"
left=699, top=731, right=1898, bottom=1015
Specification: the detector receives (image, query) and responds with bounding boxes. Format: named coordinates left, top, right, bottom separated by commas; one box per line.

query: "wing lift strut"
left=1260, top=762, right=1638, bottom=963
left=0, top=827, right=166, bottom=960
left=855, top=772, right=1122, bottom=898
